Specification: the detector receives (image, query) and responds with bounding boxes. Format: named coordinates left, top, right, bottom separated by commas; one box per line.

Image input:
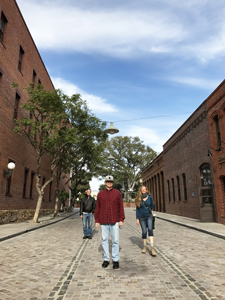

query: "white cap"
left=105, top=175, right=114, bottom=182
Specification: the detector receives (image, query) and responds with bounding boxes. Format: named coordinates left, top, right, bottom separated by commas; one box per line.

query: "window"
left=18, top=46, right=25, bottom=72
left=13, top=92, right=20, bottom=119
left=172, top=178, right=175, bottom=201
left=177, top=176, right=181, bottom=201
left=167, top=180, right=171, bottom=202
left=23, top=168, right=29, bottom=198
left=29, top=171, right=35, bottom=199
left=38, top=79, right=41, bottom=84
left=49, top=181, right=52, bottom=201
left=5, top=159, right=15, bottom=196
left=214, top=116, right=221, bottom=148
left=182, top=173, right=187, bottom=201
left=0, top=68, right=3, bottom=83
left=200, top=164, right=213, bottom=204
left=0, top=12, right=8, bottom=43
left=32, top=70, right=37, bottom=85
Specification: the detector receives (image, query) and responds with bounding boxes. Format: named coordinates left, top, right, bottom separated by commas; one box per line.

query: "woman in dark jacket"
left=135, top=186, right=156, bottom=256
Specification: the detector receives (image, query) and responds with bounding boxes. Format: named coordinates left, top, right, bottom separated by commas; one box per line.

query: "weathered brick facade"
left=143, top=153, right=165, bottom=213
left=143, top=85, right=225, bottom=224
left=206, top=80, right=225, bottom=224
left=0, top=0, right=68, bottom=221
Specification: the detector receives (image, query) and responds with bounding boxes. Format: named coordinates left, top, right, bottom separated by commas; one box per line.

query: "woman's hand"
left=136, top=219, right=140, bottom=226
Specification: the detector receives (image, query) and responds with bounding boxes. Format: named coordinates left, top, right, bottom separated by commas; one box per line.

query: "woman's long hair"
left=135, top=186, right=150, bottom=209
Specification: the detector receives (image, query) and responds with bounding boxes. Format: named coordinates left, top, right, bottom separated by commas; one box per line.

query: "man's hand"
left=95, top=223, right=100, bottom=228
left=136, top=219, right=140, bottom=226
left=119, top=221, right=124, bottom=226
left=80, top=215, right=83, bottom=218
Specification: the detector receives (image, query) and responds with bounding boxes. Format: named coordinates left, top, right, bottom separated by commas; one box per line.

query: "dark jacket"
left=136, top=194, right=154, bottom=219
left=80, top=195, right=96, bottom=215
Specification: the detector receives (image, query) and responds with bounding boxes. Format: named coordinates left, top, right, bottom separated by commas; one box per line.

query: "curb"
left=156, top=216, right=225, bottom=240
left=0, top=210, right=79, bottom=243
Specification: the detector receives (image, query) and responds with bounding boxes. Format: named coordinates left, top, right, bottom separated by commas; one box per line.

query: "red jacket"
left=95, top=188, right=125, bottom=224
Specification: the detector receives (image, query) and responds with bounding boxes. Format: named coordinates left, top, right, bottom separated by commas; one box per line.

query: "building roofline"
left=163, top=79, right=225, bottom=148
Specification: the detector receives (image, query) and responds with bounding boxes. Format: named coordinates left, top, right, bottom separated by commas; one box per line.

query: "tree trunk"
left=33, top=194, right=43, bottom=223
left=53, top=194, right=59, bottom=217
left=53, top=188, right=60, bottom=217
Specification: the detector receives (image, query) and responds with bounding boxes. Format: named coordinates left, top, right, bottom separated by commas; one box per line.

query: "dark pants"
left=139, top=216, right=154, bottom=239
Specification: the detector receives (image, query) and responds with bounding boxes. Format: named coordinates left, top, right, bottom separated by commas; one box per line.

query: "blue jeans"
left=100, top=223, right=120, bottom=262
left=82, top=213, right=93, bottom=236
left=139, top=216, right=154, bottom=239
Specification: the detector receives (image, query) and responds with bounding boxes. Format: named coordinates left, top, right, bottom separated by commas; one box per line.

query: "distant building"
left=0, top=0, right=68, bottom=222
left=143, top=80, right=225, bottom=225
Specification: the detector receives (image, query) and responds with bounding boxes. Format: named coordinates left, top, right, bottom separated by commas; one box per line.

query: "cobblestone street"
left=0, top=208, right=225, bottom=300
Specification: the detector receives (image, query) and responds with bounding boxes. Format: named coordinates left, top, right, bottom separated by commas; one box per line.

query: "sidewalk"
left=155, top=211, right=225, bottom=240
left=0, top=208, right=225, bottom=243
left=0, top=208, right=80, bottom=242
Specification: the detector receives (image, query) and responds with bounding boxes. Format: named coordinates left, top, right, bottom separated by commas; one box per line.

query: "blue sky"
left=16, top=0, right=225, bottom=190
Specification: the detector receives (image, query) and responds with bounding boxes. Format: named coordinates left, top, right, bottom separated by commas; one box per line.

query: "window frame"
left=5, top=159, right=15, bottom=196
left=18, top=46, right=25, bottom=73
left=167, top=180, right=171, bottom=202
left=177, top=175, right=181, bottom=201
left=0, top=11, right=8, bottom=44
left=29, top=171, right=35, bottom=199
left=214, top=116, right=221, bottom=148
left=182, top=173, right=187, bottom=201
left=13, top=92, right=21, bottom=120
left=22, top=168, right=29, bottom=198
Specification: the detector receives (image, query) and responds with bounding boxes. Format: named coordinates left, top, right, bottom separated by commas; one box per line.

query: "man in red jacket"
left=95, top=175, right=125, bottom=269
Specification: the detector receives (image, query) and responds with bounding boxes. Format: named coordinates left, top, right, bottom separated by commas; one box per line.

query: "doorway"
left=200, top=163, right=215, bottom=222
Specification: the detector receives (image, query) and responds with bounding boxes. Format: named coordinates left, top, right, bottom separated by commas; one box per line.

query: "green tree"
left=14, top=84, right=72, bottom=222
left=52, top=94, right=107, bottom=216
left=14, top=84, right=107, bottom=222
left=100, top=136, right=157, bottom=197
left=68, top=137, right=107, bottom=210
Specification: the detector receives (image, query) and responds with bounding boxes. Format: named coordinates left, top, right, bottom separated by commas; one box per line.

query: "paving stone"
left=0, top=209, right=224, bottom=300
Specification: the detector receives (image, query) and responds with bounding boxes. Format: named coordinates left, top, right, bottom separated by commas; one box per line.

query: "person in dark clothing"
left=80, top=189, right=96, bottom=239
left=95, top=175, right=125, bottom=270
left=135, top=186, right=156, bottom=256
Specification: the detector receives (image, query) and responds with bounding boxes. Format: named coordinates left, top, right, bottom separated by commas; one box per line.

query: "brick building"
left=142, top=152, right=165, bottom=213
left=143, top=81, right=225, bottom=224
left=206, top=80, right=225, bottom=224
left=0, top=0, right=67, bottom=222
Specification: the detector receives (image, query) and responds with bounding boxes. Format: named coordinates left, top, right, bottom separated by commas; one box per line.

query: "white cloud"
left=168, top=77, right=222, bottom=90
left=16, top=0, right=187, bottom=58
left=16, top=0, right=225, bottom=62
left=52, top=77, right=118, bottom=114
left=122, top=125, right=164, bottom=153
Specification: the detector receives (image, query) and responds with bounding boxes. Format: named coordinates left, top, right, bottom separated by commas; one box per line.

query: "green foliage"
left=59, top=189, right=69, bottom=204
left=13, top=83, right=108, bottom=219
left=99, top=136, right=157, bottom=193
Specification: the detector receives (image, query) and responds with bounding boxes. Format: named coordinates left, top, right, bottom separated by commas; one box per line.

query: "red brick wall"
left=206, top=80, right=225, bottom=224
left=0, top=0, right=67, bottom=211
left=143, top=152, right=165, bottom=212
left=163, top=102, right=214, bottom=220
left=142, top=101, right=215, bottom=220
